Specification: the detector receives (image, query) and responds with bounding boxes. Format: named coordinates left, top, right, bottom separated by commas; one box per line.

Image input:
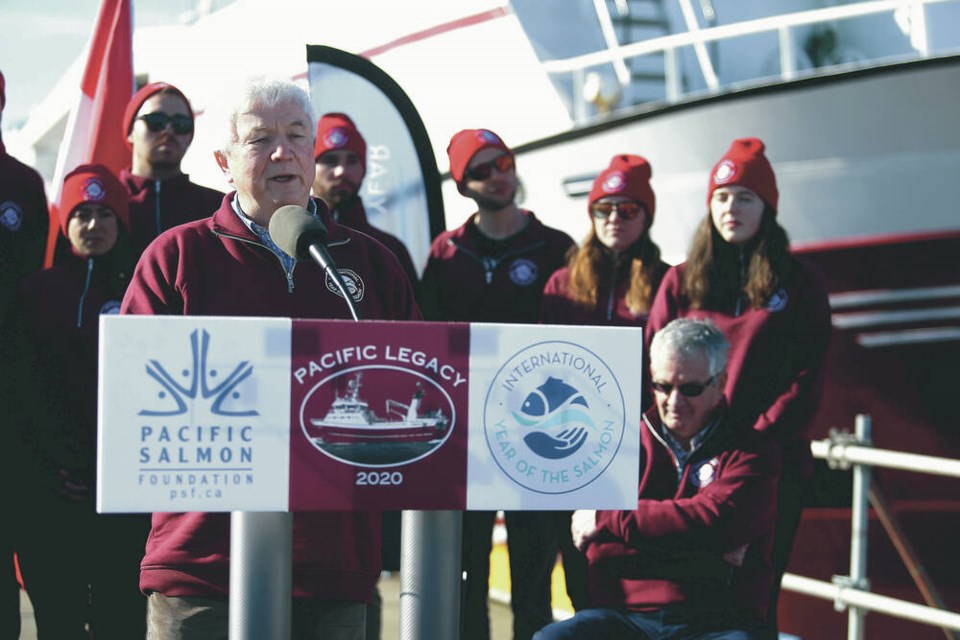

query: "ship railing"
left=781, top=414, right=960, bottom=640
left=538, top=0, right=958, bottom=122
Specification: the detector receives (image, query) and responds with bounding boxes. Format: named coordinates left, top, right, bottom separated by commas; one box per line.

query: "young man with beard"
left=121, top=82, right=224, bottom=254
left=421, top=129, right=575, bottom=640
left=312, top=113, right=419, bottom=296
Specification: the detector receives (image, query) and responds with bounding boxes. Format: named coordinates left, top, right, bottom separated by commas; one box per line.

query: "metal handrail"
left=540, top=0, right=956, bottom=113
left=782, top=414, right=960, bottom=639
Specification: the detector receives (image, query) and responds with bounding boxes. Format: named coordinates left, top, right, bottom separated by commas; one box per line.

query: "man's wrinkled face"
left=313, top=150, right=364, bottom=209
left=651, top=348, right=726, bottom=447
left=215, top=100, right=315, bottom=223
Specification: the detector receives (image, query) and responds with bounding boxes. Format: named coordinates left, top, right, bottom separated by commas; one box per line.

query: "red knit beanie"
left=0, top=70, right=6, bottom=109
left=588, top=154, right=656, bottom=223
left=707, top=137, right=778, bottom=212
left=122, top=82, right=194, bottom=147
left=314, top=112, right=367, bottom=168
left=59, top=164, right=130, bottom=235
left=447, top=129, right=512, bottom=186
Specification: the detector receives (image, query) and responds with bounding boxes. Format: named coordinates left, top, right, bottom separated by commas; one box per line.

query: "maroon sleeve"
left=120, top=233, right=185, bottom=316
left=539, top=268, right=567, bottom=324
left=596, top=441, right=780, bottom=552
left=752, top=263, right=832, bottom=438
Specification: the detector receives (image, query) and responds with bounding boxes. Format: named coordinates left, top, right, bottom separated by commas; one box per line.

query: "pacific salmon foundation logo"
left=483, top=341, right=626, bottom=494
left=139, top=329, right=259, bottom=417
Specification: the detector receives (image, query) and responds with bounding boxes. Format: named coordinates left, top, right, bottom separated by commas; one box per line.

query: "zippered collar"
left=209, top=194, right=351, bottom=248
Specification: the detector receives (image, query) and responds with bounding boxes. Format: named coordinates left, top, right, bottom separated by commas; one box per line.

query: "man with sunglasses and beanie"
left=422, top=128, right=574, bottom=640
left=312, top=112, right=420, bottom=298
left=534, top=317, right=781, bottom=640
left=121, top=81, right=224, bottom=254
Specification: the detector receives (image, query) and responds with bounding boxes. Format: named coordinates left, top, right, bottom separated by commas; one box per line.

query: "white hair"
left=649, top=317, right=729, bottom=376
left=213, top=76, right=316, bottom=154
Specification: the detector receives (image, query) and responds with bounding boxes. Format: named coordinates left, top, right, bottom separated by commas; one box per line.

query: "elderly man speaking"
left=535, top=318, right=781, bottom=640
left=121, top=78, right=420, bottom=640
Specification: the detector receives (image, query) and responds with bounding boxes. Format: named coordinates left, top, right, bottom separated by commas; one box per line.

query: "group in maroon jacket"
left=3, top=55, right=829, bottom=637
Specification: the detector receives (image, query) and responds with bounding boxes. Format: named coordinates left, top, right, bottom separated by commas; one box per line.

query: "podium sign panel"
left=98, top=317, right=642, bottom=513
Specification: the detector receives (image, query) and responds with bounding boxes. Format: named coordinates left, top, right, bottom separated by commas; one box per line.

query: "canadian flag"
left=44, top=0, right=133, bottom=266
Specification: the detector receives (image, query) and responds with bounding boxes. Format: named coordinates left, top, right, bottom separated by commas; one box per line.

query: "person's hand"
left=571, top=509, right=598, bottom=551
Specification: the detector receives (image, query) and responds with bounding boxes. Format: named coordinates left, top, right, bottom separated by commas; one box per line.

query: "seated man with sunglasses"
left=421, top=129, right=574, bottom=640
left=535, top=317, right=781, bottom=640
left=121, top=82, right=224, bottom=255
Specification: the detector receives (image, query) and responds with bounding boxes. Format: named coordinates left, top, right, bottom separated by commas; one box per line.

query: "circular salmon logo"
left=325, top=268, right=365, bottom=302
left=601, top=171, right=626, bottom=194
left=82, top=177, right=107, bottom=202
left=508, top=258, right=538, bottom=286
left=0, top=201, right=23, bottom=232
left=483, top=341, right=626, bottom=494
left=713, top=160, right=738, bottom=185
left=299, top=365, right=455, bottom=468
left=323, top=127, right=350, bottom=149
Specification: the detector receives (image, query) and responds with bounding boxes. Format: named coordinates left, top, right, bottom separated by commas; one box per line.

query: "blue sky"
left=0, top=0, right=232, bottom=131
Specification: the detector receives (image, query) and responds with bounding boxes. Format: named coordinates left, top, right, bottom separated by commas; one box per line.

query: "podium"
left=99, top=316, right=643, bottom=637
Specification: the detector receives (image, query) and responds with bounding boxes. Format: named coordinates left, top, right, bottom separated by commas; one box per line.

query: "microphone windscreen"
left=269, top=205, right=329, bottom=259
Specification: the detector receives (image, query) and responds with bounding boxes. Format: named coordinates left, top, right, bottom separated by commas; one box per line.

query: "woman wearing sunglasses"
left=539, top=154, right=668, bottom=614
left=13, top=164, right=148, bottom=638
left=541, top=154, right=668, bottom=328
left=645, top=137, right=831, bottom=634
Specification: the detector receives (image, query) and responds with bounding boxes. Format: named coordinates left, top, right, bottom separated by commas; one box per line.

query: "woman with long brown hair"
left=540, top=154, right=669, bottom=612
left=541, top=154, right=668, bottom=328
left=645, top=138, right=832, bottom=635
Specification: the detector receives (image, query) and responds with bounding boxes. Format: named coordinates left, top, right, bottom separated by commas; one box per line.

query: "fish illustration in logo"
left=514, top=377, right=592, bottom=460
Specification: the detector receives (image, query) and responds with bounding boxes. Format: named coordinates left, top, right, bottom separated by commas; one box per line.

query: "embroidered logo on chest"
left=100, top=300, right=122, bottom=315
left=691, top=457, right=719, bottom=488
left=766, top=288, right=788, bottom=312
left=325, top=268, right=365, bottom=302
left=508, top=258, right=538, bottom=286
left=0, top=201, right=24, bottom=232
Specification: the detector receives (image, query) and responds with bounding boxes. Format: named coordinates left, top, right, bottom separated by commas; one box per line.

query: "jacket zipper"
left=735, top=248, right=746, bottom=317
left=448, top=238, right=547, bottom=285
left=213, top=230, right=298, bottom=293
left=155, top=180, right=162, bottom=236
left=77, top=258, right=94, bottom=328
left=606, top=261, right=619, bottom=321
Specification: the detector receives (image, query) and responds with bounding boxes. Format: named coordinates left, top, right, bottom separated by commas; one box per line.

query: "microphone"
left=269, top=204, right=362, bottom=321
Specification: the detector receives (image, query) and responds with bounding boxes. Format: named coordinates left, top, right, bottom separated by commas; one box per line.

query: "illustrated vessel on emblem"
left=310, top=373, right=448, bottom=444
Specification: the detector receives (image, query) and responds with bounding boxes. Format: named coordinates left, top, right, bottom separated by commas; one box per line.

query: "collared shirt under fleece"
left=586, top=405, right=781, bottom=622
left=121, top=193, right=421, bottom=603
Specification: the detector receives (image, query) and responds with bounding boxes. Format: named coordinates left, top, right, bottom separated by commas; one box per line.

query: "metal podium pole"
left=229, top=512, right=293, bottom=639
left=399, top=510, right=463, bottom=640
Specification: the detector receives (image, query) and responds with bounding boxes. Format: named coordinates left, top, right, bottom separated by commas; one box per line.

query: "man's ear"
left=214, top=150, right=233, bottom=185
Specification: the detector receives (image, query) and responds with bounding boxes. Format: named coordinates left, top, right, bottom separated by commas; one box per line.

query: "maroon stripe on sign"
left=360, top=7, right=510, bottom=58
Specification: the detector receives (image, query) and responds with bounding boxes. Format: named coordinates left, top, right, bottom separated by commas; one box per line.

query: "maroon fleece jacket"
left=645, top=261, right=831, bottom=478
left=421, top=210, right=574, bottom=323
left=587, top=406, right=780, bottom=622
left=120, top=169, right=224, bottom=255
left=121, top=194, right=420, bottom=601
left=333, top=197, right=420, bottom=295
left=540, top=257, right=669, bottom=327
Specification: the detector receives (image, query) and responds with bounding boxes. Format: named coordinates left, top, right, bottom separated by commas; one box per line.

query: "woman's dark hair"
left=566, top=225, right=662, bottom=315
left=682, top=205, right=793, bottom=310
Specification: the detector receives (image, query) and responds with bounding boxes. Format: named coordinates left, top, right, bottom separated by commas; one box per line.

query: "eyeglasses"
left=590, top=201, right=644, bottom=221
left=464, top=154, right=515, bottom=181
left=651, top=375, right=717, bottom=398
left=138, top=112, right=194, bottom=135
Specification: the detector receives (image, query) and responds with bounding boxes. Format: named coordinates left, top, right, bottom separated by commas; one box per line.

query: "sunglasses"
left=464, top=154, right=515, bottom=181
left=138, top=112, right=194, bottom=135
left=591, top=201, right=644, bottom=221
left=651, top=375, right=717, bottom=398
